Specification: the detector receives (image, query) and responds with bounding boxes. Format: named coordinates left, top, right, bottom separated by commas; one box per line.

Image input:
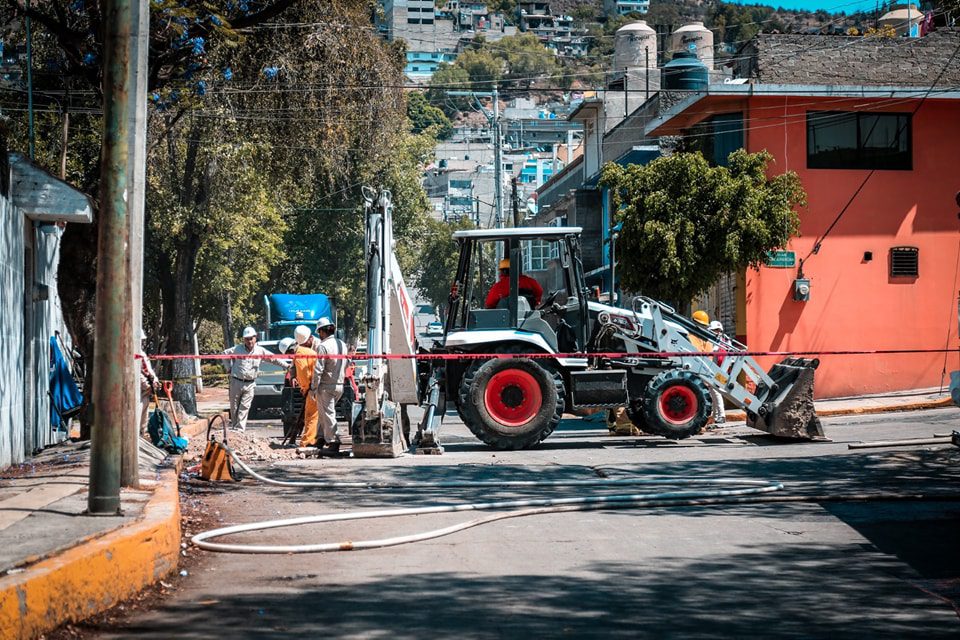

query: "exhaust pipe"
left=747, top=358, right=825, bottom=440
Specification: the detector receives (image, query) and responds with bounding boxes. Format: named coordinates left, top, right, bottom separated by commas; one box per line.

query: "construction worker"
left=311, top=317, right=348, bottom=457
left=708, top=320, right=729, bottom=424
left=689, top=310, right=713, bottom=353
left=138, top=331, right=160, bottom=436
left=485, top=258, right=543, bottom=309
left=223, top=327, right=280, bottom=432
left=292, top=325, right=321, bottom=449
left=690, top=312, right=725, bottom=425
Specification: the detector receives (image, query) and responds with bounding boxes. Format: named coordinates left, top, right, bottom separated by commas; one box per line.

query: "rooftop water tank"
left=613, top=20, right=657, bottom=71
left=662, top=51, right=708, bottom=91
left=671, top=21, right=714, bottom=69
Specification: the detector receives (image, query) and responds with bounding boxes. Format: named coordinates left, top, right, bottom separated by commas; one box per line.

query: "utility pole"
left=122, top=0, right=149, bottom=489
left=88, top=0, right=134, bottom=515
left=492, top=86, right=503, bottom=229
left=512, top=176, right=521, bottom=227
left=449, top=88, right=503, bottom=230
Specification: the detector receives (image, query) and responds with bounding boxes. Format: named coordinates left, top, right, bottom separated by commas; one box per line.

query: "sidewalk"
left=0, top=386, right=221, bottom=640
left=0, top=385, right=953, bottom=639
left=726, top=386, right=954, bottom=421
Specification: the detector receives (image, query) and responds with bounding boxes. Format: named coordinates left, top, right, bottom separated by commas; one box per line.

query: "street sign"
left=765, top=250, right=796, bottom=268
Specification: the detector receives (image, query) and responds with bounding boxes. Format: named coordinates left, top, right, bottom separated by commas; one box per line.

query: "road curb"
left=0, top=467, right=181, bottom=640
left=725, top=396, right=953, bottom=422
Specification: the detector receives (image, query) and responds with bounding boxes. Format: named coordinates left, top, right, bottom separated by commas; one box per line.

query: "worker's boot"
left=319, top=439, right=341, bottom=457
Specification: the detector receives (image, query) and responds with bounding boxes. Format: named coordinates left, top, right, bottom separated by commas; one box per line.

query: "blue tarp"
left=49, top=336, right=83, bottom=430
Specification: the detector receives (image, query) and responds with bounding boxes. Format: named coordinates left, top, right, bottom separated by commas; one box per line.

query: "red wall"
left=743, top=96, right=960, bottom=398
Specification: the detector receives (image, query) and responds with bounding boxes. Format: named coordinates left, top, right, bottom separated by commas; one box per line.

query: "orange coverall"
left=294, top=344, right=320, bottom=447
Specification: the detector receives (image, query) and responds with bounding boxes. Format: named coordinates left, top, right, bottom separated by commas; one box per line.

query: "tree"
left=490, top=33, right=558, bottom=89
left=407, top=91, right=453, bottom=139
left=454, top=48, right=503, bottom=89
left=427, top=62, right=472, bottom=115
left=599, top=150, right=806, bottom=305
left=414, top=216, right=475, bottom=316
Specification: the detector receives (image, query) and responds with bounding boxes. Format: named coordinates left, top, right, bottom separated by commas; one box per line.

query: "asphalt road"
left=97, top=409, right=960, bottom=639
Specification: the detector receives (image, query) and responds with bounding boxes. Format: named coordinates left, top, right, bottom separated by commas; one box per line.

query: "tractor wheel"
left=641, top=369, right=712, bottom=440
left=458, top=357, right=564, bottom=450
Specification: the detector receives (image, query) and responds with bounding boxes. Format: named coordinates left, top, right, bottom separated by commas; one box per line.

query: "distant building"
left=533, top=25, right=960, bottom=397
left=603, top=0, right=650, bottom=17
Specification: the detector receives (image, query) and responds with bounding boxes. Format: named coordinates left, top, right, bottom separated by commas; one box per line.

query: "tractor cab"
left=445, top=227, right=589, bottom=354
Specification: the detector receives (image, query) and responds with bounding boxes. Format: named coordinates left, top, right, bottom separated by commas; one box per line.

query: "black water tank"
left=662, top=51, right=708, bottom=91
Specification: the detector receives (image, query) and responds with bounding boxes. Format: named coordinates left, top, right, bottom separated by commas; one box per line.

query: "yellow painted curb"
left=0, top=468, right=181, bottom=640
left=725, top=397, right=952, bottom=422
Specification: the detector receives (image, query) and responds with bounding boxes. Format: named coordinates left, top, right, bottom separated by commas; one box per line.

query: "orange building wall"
left=743, top=96, right=960, bottom=398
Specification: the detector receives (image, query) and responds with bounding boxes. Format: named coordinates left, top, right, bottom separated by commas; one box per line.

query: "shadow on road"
left=108, top=538, right=959, bottom=639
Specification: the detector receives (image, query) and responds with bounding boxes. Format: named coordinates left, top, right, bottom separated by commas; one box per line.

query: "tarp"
left=49, top=336, right=83, bottom=430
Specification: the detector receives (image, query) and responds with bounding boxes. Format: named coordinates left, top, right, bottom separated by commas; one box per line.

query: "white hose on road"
left=190, top=447, right=785, bottom=554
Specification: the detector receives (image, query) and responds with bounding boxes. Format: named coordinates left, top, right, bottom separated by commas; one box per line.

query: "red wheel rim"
left=484, top=369, right=543, bottom=427
left=658, top=384, right=698, bottom=425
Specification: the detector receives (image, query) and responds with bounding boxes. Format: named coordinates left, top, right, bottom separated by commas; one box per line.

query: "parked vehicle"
left=252, top=293, right=335, bottom=414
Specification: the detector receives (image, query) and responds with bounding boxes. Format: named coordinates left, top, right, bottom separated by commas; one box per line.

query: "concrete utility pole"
left=449, top=88, right=504, bottom=231
left=492, top=86, right=503, bottom=229
left=512, top=176, right=521, bottom=227
left=121, top=0, right=149, bottom=489
left=89, top=0, right=134, bottom=515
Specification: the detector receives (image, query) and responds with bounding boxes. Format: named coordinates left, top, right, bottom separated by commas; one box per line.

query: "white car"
left=426, top=321, right=444, bottom=336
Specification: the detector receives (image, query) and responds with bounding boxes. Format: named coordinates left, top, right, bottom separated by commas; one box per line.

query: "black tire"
left=458, top=357, right=564, bottom=450
left=625, top=397, right=649, bottom=433
left=641, top=369, right=712, bottom=439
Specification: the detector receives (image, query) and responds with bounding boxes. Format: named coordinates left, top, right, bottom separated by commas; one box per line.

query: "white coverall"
left=311, top=335, right=348, bottom=444
left=223, top=343, right=270, bottom=431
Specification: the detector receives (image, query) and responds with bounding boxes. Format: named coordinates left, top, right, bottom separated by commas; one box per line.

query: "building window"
left=890, top=246, right=919, bottom=277
left=807, top=111, right=911, bottom=170
left=523, top=239, right=559, bottom=272
left=450, top=179, right=472, bottom=189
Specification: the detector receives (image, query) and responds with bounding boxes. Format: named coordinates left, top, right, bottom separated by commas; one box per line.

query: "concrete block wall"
left=741, top=29, right=960, bottom=87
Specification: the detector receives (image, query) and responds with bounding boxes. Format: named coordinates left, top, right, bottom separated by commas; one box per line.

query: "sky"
left=728, top=0, right=887, bottom=13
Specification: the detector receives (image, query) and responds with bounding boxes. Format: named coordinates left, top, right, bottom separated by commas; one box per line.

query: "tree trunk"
left=159, top=126, right=216, bottom=417
left=221, top=290, right=234, bottom=350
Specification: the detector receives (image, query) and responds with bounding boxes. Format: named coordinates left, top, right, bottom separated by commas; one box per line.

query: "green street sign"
left=765, top=250, right=796, bottom=268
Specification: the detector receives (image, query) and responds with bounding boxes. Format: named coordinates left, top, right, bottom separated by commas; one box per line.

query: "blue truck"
left=252, top=293, right=334, bottom=413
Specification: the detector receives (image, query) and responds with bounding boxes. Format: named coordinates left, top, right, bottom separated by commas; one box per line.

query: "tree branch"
left=229, top=0, right=298, bottom=29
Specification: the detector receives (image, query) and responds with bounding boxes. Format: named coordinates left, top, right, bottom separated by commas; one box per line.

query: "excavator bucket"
left=747, top=358, right=825, bottom=440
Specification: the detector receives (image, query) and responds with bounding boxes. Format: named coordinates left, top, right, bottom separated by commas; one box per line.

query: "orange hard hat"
left=498, top=258, right=510, bottom=269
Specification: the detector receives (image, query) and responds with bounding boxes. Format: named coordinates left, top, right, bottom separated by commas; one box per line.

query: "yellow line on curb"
left=0, top=468, right=181, bottom=640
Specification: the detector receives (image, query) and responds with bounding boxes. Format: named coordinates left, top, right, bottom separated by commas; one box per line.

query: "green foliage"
left=414, top=216, right=475, bottom=315
left=599, top=150, right=806, bottom=305
left=489, top=34, right=558, bottom=89
left=407, top=91, right=453, bottom=140
left=427, top=63, right=472, bottom=115
left=455, top=48, right=503, bottom=89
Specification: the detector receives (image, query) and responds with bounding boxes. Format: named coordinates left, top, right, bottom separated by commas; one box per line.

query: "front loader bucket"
left=747, top=358, right=825, bottom=440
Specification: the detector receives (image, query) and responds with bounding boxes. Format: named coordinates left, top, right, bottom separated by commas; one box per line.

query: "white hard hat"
left=242, top=326, right=257, bottom=339
left=708, top=320, right=724, bottom=332
left=294, top=325, right=312, bottom=344
left=316, top=316, right=335, bottom=330
left=278, top=337, right=296, bottom=354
